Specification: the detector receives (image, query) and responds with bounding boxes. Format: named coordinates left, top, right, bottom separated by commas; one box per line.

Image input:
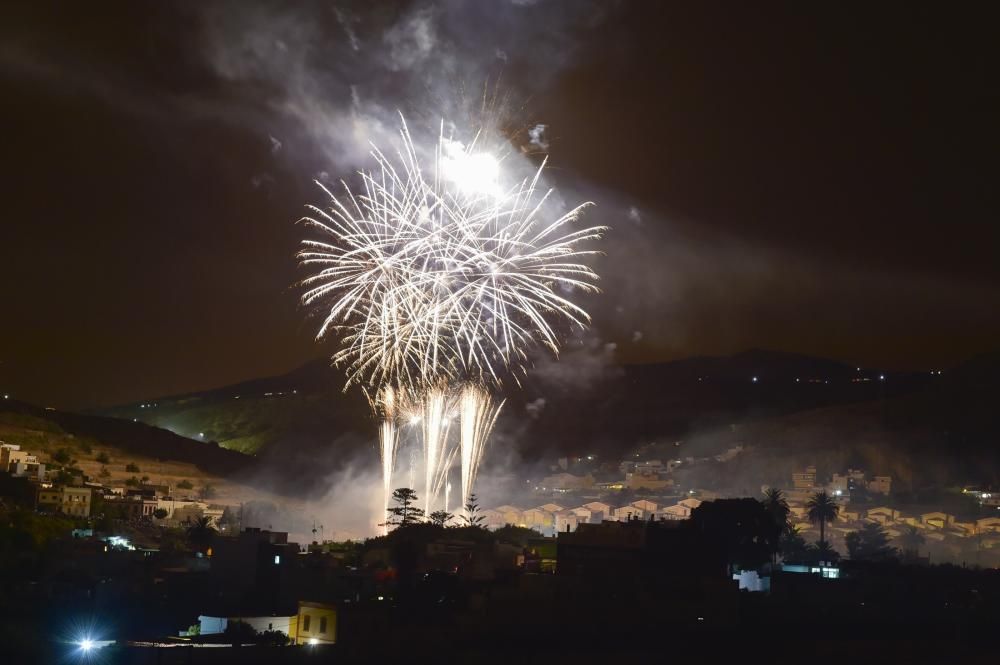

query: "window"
left=302, top=615, right=311, bottom=632
left=319, top=617, right=327, bottom=634
left=274, top=554, right=281, bottom=565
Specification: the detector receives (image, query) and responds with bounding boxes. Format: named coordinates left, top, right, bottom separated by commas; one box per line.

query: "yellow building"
left=295, top=601, right=336, bottom=645
left=37, top=488, right=61, bottom=512
left=60, top=487, right=93, bottom=517
left=37, top=486, right=92, bottom=517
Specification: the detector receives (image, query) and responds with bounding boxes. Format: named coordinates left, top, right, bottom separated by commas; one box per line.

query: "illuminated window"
left=303, top=615, right=311, bottom=631
left=319, top=617, right=327, bottom=634
left=274, top=554, right=280, bottom=565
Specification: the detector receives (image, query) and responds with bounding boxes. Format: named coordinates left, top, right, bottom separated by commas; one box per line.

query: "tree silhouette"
left=807, top=539, right=840, bottom=564
left=429, top=510, right=453, bottom=526
left=846, top=522, right=897, bottom=561
left=806, top=491, right=840, bottom=546
left=186, top=516, right=216, bottom=551
left=896, top=524, right=926, bottom=560
left=780, top=524, right=809, bottom=561
left=761, top=487, right=790, bottom=562
left=385, top=488, right=424, bottom=528
left=461, top=493, right=485, bottom=527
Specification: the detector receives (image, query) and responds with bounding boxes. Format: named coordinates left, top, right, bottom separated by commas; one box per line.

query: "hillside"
left=87, top=349, right=999, bottom=492
left=0, top=400, right=274, bottom=507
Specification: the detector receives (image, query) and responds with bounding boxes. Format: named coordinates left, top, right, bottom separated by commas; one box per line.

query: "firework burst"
left=299, top=114, right=603, bottom=525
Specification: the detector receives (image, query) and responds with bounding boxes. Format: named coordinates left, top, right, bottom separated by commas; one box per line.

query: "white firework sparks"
left=298, top=114, right=604, bottom=528
left=298, top=116, right=605, bottom=393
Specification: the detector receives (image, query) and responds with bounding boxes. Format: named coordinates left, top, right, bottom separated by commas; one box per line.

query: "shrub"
left=125, top=463, right=140, bottom=473
left=51, top=448, right=72, bottom=464
left=153, top=508, right=169, bottom=520
left=125, top=476, right=140, bottom=487
left=177, top=479, right=194, bottom=490
left=95, top=452, right=111, bottom=465
left=99, top=466, right=111, bottom=478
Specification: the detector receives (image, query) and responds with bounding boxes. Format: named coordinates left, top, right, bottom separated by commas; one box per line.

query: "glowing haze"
left=298, top=114, right=604, bottom=532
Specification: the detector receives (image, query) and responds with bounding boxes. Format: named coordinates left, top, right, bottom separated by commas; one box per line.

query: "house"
left=554, top=510, right=580, bottom=533
left=295, top=601, right=336, bottom=645
left=920, top=512, right=955, bottom=529
left=659, top=499, right=701, bottom=521
left=569, top=507, right=593, bottom=522
left=868, top=476, right=892, bottom=495
left=626, top=473, right=671, bottom=490
left=535, top=503, right=565, bottom=514
left=612, top=504, right=644, bottom=521
left=198, top=614, right=297, bottom=639
left=792, top=466, right=817, bottom=489
left=37, top=488, right=61, bottom=512
left=540, top=472, right=594, bottom=491
left=1, top=443, right=38, bottom=471
left=951, top=521, right=977, bottom=537
left=631, top=499, right=658, bottom=514
left=37, top=486, right=93, bottom=517
left=480, top=509, right=506, bottom=530
left=866, top=507, right=900, bottom=525
left=976, top=517, right=1000, bottom=534
left=493, top=505, right=524, bottom=526
left=61, top=486, right=93, bottom=517
left=578, top=502, right=612, bottom=523
left=837, top=508, right=861, bottom=523
left=522, top=507, right=556, bottom=531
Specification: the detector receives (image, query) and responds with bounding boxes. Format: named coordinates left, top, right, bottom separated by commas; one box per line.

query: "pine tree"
left=429, top=510, right=453, bottom=526
left=461, top=493, right=485, bottom=527
left=385, top=488, right=425, bottom=528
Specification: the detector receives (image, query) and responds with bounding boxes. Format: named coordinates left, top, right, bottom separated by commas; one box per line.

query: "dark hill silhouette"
left=1, top=399, right=255, bottom=478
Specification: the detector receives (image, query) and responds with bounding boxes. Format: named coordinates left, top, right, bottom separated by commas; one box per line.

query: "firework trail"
left=459, top=385, right=504, bottom=512
left=421, top=386, right=451, bottom=516
left=299, top=114, right=603, bottom=528
left=375, top=387, right=399, bottom=535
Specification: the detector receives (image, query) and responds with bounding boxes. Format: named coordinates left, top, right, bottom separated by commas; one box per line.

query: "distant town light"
left=3, top=394, right=8, bottom=399
left=879, top=374, right=885, bottom=381
left=199, top=432, right=204, bottom=438
left=752, top=376, right=758, bottom=383
left=309, top=638, right=319, bottom=645
left=274, top=554, right=280, bottom=565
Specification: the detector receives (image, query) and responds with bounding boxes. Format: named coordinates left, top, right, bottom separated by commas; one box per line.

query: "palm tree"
left=806, top=491, right=840, bottom=546
left=780, top=524, right=809, bottom=561
left=761, top=488, right=790, bottom=563
left=186, top=516, right=216, bottom=551
left=896, top=524, right=926, bottom=559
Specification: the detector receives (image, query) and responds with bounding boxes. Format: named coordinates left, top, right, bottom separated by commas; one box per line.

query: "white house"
left=630, top=499, right=658, bottom=514
left=554, top=510, right=580, bottom=533
left=581, top=502, right=613, bottom=522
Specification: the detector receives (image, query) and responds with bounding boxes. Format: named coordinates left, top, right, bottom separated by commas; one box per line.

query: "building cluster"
left=0, top=440, right=222, bottom=526
left=780, top=465, right=1000, bottom=556
left=481, top=497, right=705, bottom=536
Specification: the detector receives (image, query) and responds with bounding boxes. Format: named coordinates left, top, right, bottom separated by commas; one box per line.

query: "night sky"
left=2, top=1, right=998, bottom=409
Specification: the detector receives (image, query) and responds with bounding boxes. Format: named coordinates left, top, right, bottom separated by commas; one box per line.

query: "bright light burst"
left=298, top=116, right=605, bottom=393
left=298, top=114, right=604, bottom=522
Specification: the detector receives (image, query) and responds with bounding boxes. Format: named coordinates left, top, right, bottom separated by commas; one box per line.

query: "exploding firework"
left=299, top=114, right=603, bottom=527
